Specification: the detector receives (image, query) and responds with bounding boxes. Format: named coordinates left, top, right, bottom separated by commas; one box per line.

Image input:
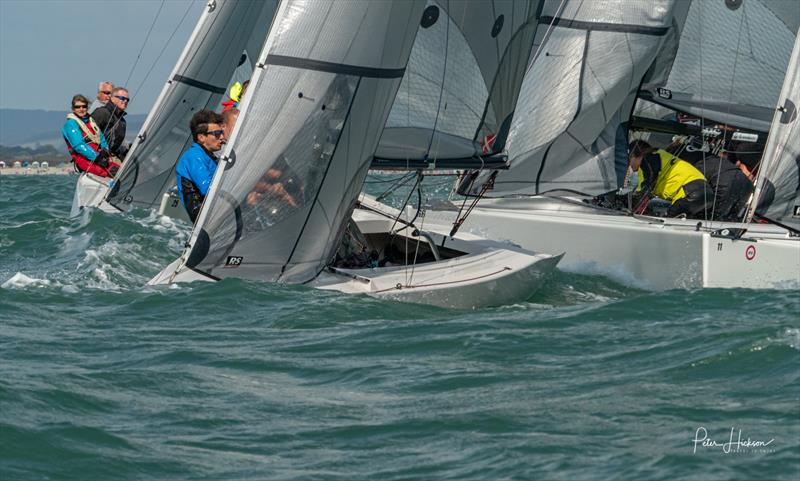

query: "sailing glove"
left=95, top=150, right=110, bottom=169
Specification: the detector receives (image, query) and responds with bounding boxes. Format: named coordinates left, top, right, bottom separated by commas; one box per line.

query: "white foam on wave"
left=749, top=327, right=800, bottom=353
left=2, top=272, right=52, bottom=289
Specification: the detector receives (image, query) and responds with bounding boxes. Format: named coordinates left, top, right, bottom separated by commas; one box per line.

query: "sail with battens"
left=372, top=0, right=542, bottom=170
left=486, top=0, right=678, bottom=196
left=747, top=29, right=800, bottom=225
left=105, top=0, right=279, bottom=211
left=640, top=0, right=800, bottom=133
left=157, top=0, right=426, bottom=284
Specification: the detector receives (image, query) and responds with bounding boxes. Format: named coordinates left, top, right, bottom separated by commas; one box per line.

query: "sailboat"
left=71, top=0, right=280, bottom=217
left=422, top=0, right=800, bottom=290
left=147, top=0, right=563, bottom=308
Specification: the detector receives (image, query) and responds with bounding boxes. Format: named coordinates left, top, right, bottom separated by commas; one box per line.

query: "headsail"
left=488, top=0, right=678, bottom=196
left=372, top=0, right=542, bottom=170
left=746, top=29, right=800, bottom=225
left=165, top=0, right=426, bottom=284
left=106, top=0, right=278, bottom=211
left=641, top=0, right=800, bottom=133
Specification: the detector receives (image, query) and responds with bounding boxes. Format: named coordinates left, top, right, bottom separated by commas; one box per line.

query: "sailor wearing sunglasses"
left=175, top=110, right=227, bottom=223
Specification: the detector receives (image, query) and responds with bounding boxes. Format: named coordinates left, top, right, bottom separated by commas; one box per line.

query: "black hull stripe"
left=172, top=75, right=227, bottom=94
left=265, top=54, right=406, bottom=79
left=539, top=16, right=669, bottom=36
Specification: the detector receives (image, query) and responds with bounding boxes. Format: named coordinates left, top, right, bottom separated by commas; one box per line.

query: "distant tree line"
left=0, top=144, right=65, bottom=164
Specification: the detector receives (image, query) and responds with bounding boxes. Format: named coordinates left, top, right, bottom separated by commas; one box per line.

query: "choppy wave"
left=0, top=175, right=798, bottom=481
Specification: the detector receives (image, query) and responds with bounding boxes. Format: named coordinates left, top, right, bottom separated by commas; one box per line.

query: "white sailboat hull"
left=424, top=197, right=800, bottom=290
left=312, top=245, right=562, bottom=309
left=149, top=198, right=563, bottom=308
left=70, top=173, right=120, bottom=217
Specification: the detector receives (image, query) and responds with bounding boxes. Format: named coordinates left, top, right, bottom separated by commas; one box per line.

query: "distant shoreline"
left=0, top=166, right=72, bottom=176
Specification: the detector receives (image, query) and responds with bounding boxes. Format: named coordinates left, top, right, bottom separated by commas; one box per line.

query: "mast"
left=745, top=29, right=800, bottom=224
left=106, top=0, right=279, bottom=211
left=164, top=0, right=427, bottom=284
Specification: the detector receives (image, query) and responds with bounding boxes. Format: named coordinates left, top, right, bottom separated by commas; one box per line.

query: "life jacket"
left=64, top=113, right=102, bottom=170
left=637, top=149, right=706, bottom=203
left=221, top=99, right=238, bottom=112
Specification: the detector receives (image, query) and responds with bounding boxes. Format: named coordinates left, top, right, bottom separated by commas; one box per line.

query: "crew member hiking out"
left=61, top=94, right=119, bottom=177
left=175, top=110, right=226, bottom=223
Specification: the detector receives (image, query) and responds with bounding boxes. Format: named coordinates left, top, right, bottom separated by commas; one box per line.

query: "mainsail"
left=372, top=0, right=542, bottom=169
left=170, top=0, right=425, bottom=283
left=106, top=0, right=278, bottom=211
left=488, top=0, right=678, bottom=195
left=640, top=0, right=800, bottom=133
left=747, top=29, right=800, bottom=225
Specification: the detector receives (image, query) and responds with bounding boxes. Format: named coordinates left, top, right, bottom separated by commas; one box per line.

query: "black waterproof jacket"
left=91, top=102, right=128, bottom=158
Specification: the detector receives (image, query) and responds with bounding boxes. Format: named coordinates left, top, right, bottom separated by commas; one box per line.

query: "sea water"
left=1, top=174, right=798, bottom=480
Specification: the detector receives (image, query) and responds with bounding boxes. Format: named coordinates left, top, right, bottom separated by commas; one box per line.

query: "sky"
left=0, top=0, right=205, bottom=115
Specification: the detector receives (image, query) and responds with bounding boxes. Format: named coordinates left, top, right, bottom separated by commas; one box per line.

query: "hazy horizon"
left=0, top=0, right=204, bottom=116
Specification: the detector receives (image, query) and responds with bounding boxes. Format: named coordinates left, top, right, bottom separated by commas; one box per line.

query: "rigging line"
left=707, top=7, right=748, bottom=226
left=449, top=170, right=497, bottom=238
left=524, top=0, right=567, bottom=75
left=101, top=0, right=195, bottom=152
left=124, top=0, right=167, bottom=89
left=424, top=0, right=451, bottom=160
left=130, top=0, right=197, bottom=101
left=406, top=184, right=426, bottom=287
left=387, top=172, right=423, bottom=237
left=375, top=172, right=416, bottom=201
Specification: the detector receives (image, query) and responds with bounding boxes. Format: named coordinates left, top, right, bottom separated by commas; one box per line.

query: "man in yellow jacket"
left=628, top=140, right=712, bottom=218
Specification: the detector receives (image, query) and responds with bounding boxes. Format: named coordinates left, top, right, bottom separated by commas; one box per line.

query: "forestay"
left=747, top=30, right=800, bottom=226
left=106, top=0, right=278, bottom=211
left=176, top=0, right=425, bottom=283
left=488, top=0, right=677, bottom=196
left=641, top=0, right=800, bottom=133
left=373, top=0, right=541, bottom=169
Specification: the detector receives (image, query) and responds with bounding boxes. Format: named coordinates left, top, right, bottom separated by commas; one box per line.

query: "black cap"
left=728, top=141, right=764, bottom=170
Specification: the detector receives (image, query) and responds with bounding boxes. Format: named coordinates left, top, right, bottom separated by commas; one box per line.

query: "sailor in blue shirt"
left=175, top=110, right=226, bottom=223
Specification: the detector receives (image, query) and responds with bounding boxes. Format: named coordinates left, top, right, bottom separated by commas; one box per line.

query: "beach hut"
left=13, top=161, right=21, bottom=168
left=32, top=161, right=40, bottom=169
left=0, top=161, right=5, bottom=168
left=41, top=161, right=49, bottom=170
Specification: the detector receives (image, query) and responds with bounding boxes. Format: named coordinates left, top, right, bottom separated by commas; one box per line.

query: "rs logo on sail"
left=225, top=256, right=243, bottom=267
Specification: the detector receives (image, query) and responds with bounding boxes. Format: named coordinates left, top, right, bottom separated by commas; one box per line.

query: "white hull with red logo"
left=422, top=196, right=800, bottom=290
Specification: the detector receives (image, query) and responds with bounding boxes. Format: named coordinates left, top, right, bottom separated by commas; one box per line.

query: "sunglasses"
left=73, top=104, right=88, bottom=109
left=203, top=129, right=225, bottom=138
left=114, top=95, right=130, bottom=102
left=101, top=91, right=112, bottom=95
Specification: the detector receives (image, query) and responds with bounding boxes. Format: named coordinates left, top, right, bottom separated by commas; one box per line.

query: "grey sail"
left=747, top=29, right=800, bottom=225
left=106, top=0, right=278, bottom=210
left=373, top=0, right=542, bottom=170
left=488, top=0, right=678, bottom=196
left=179, top=0, right=425, bottom=283
left=640, top=0, right=800, bottom=132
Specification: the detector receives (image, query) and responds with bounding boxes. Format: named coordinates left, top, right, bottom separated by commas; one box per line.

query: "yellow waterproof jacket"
left=637, top=149, right=706, bottom=203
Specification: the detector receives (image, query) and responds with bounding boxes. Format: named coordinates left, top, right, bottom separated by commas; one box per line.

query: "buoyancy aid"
left=64, top=113, right=102, bottom=169
left=637, top=149, right=706, bottom=203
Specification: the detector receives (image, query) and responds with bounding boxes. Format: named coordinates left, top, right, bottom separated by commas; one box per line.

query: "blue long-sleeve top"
left=62, top=116, right=109, bottom=161
left=176, top=142, right=218, bottom=205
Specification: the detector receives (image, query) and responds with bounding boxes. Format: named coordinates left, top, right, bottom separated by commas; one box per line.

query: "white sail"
left=169, top=0, right=426, bottom=283
left=488, top=0, right=678, bottom=196
left=747, top=29, right=800, bottom=225
left=641, top=0, right=800, bottom=132
left=106, top=0, right=278, bottom=211
left=373, top=0, right=542, bottom=169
